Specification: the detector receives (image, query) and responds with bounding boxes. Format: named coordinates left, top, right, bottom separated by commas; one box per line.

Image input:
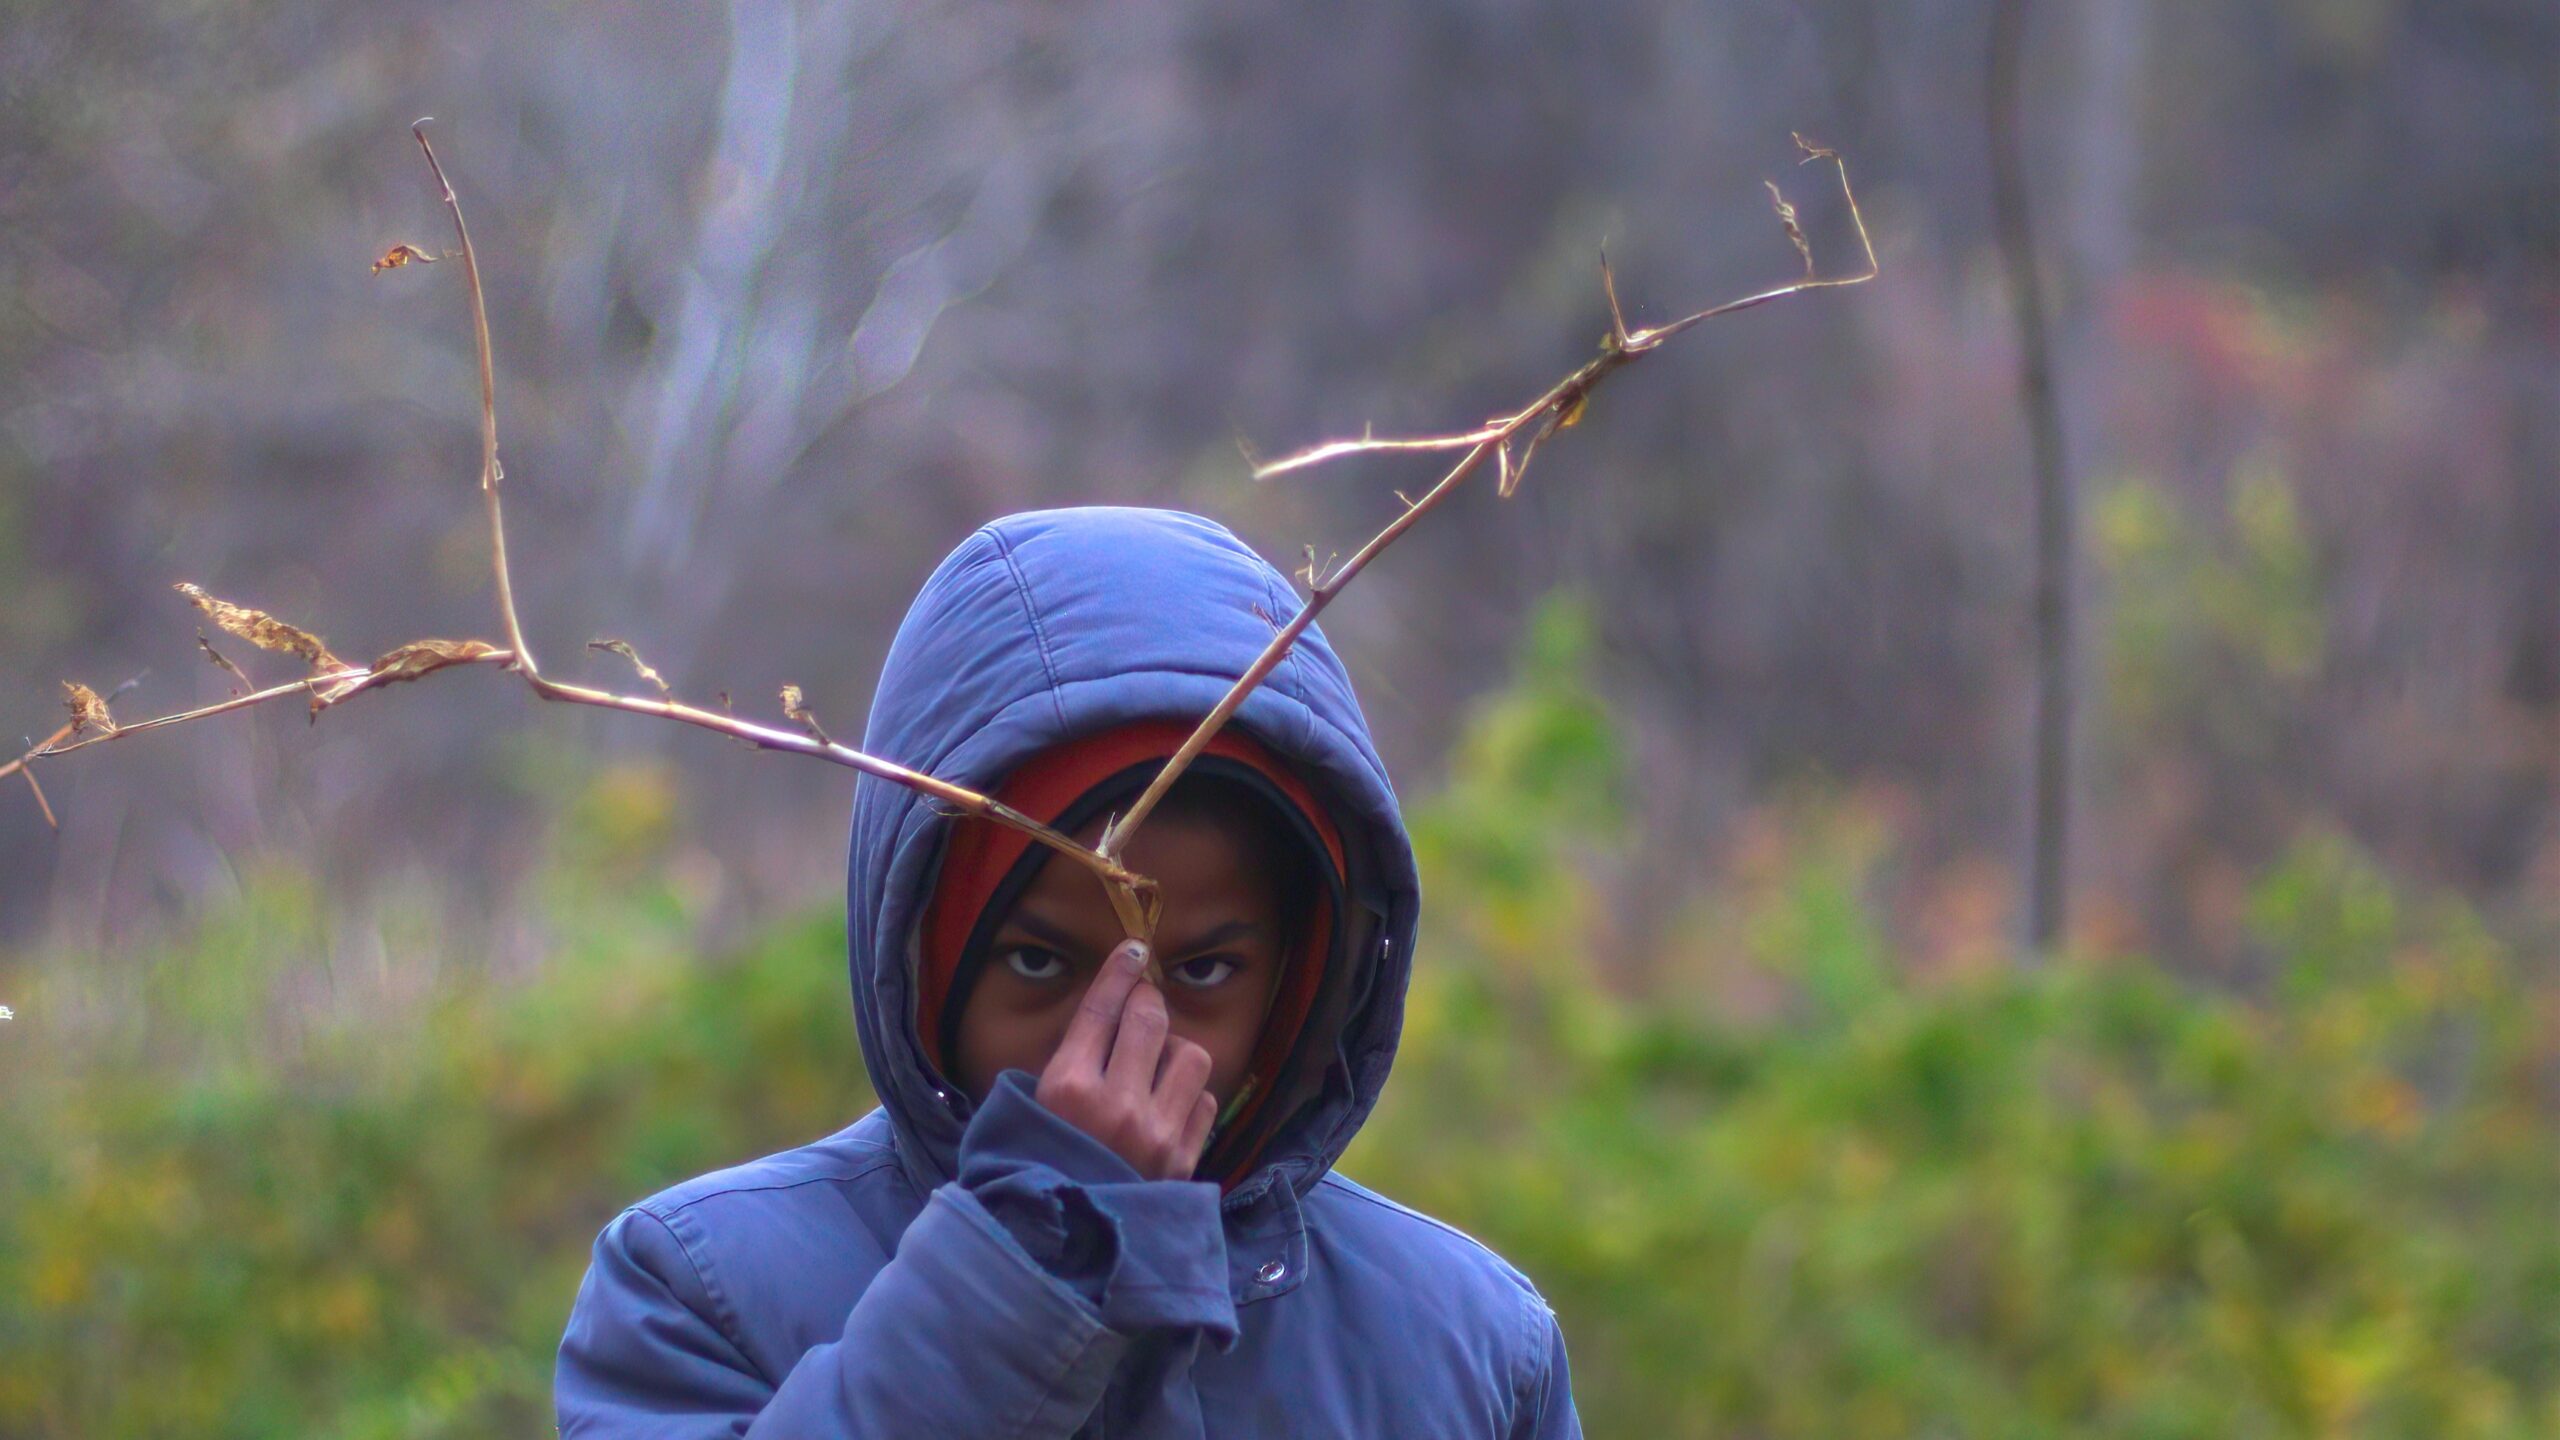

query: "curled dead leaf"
left=196, top=630, right=251, bottom=696
left=371, top=243, right=440, bottom=275
left=1766, top=181, right=1814, bottom=277
left=174, top=583, right=344, bottom=674
left=588, top=638, right=671, bottom=699
left=62, top=681, right=117, bottom=736
left=1297, top=545, right=1341, bottom=589
left=780, top=683, right=833, bottom=745
left=315, top=638, right=500, bottom=706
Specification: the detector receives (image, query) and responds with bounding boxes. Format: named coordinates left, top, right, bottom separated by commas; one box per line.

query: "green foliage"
left=2096, top=459, right=2326, bottom=756
left=1359, top=595, right=2558, bottom=1439
left=0, top=768, right=870, bottom=1438
left=2, top=621, right=2552, bottom=1437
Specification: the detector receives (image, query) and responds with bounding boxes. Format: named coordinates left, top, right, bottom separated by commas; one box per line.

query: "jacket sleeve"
left=556, top=1072, right=1237, bottom=1438
left=1510, top=1295, right=1583, bottom=1440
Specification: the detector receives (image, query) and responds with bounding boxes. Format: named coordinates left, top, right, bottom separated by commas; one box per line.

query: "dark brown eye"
left=1169, top=955, right=1240, bottom=989
left=998, top=946, right=1068, bottom=982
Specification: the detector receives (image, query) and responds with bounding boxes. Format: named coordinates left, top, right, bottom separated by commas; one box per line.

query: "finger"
left=1174, top=1090, right=1219, bottom=1178
left=1104, top=981, right=1171, bottom=1092
left=1048, top=941, right=1150, bottom=1079
left=1151, top=1038, right=1213, bottom=1130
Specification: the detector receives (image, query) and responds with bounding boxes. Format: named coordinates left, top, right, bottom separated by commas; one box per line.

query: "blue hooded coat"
left=556, top=507, right=1580, bottom=1438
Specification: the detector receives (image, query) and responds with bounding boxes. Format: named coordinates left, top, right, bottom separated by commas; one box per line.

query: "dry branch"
left=3, top=674, right=144, bottom=831
left=8, top=123, right=1160, bottom=949
left=1097, top=135, right=1877, bottom=861
left=15, top=128, right=1868, bottom=978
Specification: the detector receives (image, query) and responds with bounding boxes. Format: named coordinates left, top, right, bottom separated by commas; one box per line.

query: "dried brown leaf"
left=196, top=630, right=251, bottom=696
left=371, top=243, right=440, bottom=275
left=781, top=683, right=833, bottom=745
left=315, top=638, right=500, bottom=706
left=1297, top=545, right=1341, bottom=589
left=62, top=681, right=117, bottom=736
left=588, top=638, right=671, bottom=699
left=174, top=583, right=344, bottom=673
left=1766, top=181, right=1814, bottom=277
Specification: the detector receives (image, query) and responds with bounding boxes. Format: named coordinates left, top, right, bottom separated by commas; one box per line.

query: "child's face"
left=953, top=806, right=1286, bottom=1110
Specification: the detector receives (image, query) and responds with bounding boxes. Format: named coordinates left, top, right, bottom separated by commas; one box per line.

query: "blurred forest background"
left=2, top=1, right=2554, bottom=1436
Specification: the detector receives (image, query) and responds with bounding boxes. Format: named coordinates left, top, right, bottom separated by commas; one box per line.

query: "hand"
left=1033, top=940, right=1219, bottom=1181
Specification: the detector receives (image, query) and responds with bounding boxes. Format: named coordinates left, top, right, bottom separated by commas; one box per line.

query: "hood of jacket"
left=845, top=507, right=1418, bottom=1202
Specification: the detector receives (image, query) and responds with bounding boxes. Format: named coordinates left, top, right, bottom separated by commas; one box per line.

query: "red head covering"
left=917, top=719, right=1346, bottom=1185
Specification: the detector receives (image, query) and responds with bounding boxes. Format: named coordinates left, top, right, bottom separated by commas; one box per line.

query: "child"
left=556, top=507, right=1580, bottom=1438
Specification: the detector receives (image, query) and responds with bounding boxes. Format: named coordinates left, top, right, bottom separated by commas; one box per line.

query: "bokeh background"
left=2, top=1, right=2553, bottom=1435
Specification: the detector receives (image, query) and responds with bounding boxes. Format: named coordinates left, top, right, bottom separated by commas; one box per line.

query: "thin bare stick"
left=1248, top=139, right=1875, bottom=495
left=1600, top=243, right=1633, bottom=349
left=3, top=675, right=146, bottom=786
left=398, top=123, right=1158, bottom=930
left=1101, top=140, right=1877, bottom=861
left=29, top=653, right=513, bottom=760
left=18, top=635, right=1156, bottom=919
left=19, top=767, right=56, bottom=830
left=1099, top=435, right=1494, bottom=862
left=0, top=728, right=71, bottom=787
left=1248, top=422, right=1512, bottom=483
left=505, top=671, right=1155, bottom=914
left=413, top=121, right=535, bottom=679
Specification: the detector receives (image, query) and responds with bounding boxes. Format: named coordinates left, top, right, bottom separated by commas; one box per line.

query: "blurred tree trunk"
left=1990, top=0, right=2076, bottom=956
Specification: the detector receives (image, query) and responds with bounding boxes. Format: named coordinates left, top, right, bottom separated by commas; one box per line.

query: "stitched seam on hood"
left=1316, top=1176, right=1517, bottom=1264
left=643, top=1158, right=901, bottom=1219
left=984, top=524, right=1070, bottom=734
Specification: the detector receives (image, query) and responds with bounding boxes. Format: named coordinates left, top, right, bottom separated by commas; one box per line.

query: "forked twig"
left=2, top=674, right=145, bottom=830
left=17, top=130, right=1868, bottom=967
left=16, top=124, right=1162, bottom=946
left=411, top=122, right=534, bottom=679
left=415, top=123, right=1156, bottom=924
left=1097, top=136, right=1876, bottom=860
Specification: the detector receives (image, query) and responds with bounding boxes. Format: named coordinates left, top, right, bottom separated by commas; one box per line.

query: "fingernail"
left=1117, top=941, right=1150, bottom=974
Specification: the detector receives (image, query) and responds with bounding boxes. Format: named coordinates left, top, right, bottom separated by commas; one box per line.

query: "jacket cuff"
left=958, top=1069, right=1240, bottom=1346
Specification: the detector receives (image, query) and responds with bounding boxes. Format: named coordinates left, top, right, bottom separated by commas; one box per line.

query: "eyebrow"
left=995, top=910, right=1086, bottom=955
left=994, top=911, right=1266, bottom=957
left=1164, top=919, right=1265, bottom=955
